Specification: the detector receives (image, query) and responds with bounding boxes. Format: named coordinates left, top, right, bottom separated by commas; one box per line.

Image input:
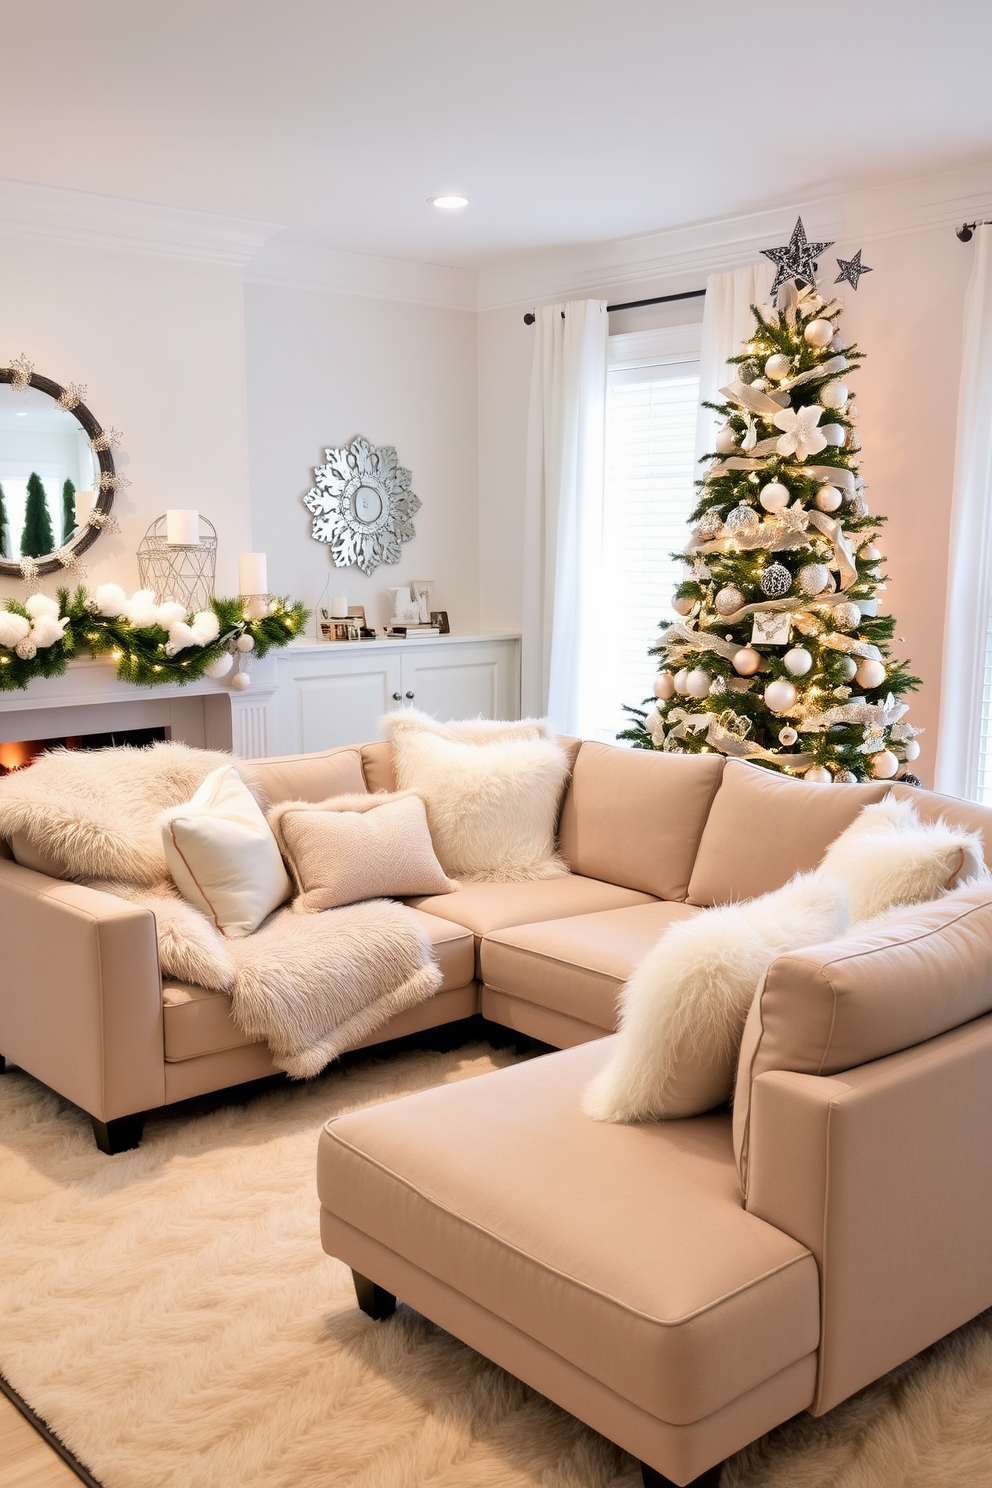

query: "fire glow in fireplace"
left=0, top=727, right=167, bottom=775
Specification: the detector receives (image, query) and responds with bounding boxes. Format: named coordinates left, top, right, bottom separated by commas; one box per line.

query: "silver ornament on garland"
left=760, top=216, right=835, bottom=294
left=835, top=769, right=858, bottom=783
left=798, top=562, right=830, bottom=596
left=760, top=562, right=792, bottom=597
left=694, top=510, right=723, bottom=539
left=835, top=249, right=873, bottom=291
left=715, top=585, right=744, bottom=615
left=726, top=505, right=760, bottom=535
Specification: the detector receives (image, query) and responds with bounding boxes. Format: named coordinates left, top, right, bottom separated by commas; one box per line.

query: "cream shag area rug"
left=2, top=1043, right=992, bottom=1488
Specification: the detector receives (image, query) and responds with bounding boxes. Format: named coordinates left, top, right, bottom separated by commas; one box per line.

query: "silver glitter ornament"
left=759, top=562, right=792, bottom=597
left=715, top=585, right=744, bottom=615
left=798, top=562, right=830, bottom=596
left=725, top=505, right=760, bottom=535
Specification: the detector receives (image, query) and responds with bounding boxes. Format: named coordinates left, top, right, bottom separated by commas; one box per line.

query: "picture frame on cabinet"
left=430, top=610, right=450, bottom=634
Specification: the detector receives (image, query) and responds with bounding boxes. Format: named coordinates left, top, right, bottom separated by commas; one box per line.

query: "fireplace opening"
left=0, top=727, right=168, bottom=776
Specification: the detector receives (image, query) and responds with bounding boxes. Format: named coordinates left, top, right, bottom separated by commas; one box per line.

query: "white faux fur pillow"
left=387, top=725, right=571, bottom=882
left=382, top=707, right=552, bottom=745
left=582, top=874, right=850, bottom=1123
left=818, top=794, right=987, bottom=923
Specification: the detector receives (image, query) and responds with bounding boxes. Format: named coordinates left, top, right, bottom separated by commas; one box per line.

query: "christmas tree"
left=0, top=481, right=7, bottom=559
left=61, top=478, right=76, bottom=545
left=622, top=273, right=921, bottom=783
left=21, top=472, right=55, bottom=559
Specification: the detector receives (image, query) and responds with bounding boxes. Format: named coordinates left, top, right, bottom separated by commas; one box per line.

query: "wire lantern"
left=137, top=515, right=217, bottom=613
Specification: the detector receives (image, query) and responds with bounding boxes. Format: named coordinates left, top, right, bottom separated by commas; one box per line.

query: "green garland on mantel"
left=0, top=588, right=310, bottom=692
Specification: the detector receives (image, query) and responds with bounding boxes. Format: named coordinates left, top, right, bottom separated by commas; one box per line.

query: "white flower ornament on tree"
left=773, top=404, right=828, bottom=462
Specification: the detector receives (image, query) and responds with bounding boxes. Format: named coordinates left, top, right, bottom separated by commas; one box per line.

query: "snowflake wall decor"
left=304, top=434, right=420, bottom=575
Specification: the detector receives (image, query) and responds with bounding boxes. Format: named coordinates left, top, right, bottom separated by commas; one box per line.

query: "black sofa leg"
left=641, top=1462, right=723, bottom=1488
left=91, top=1114, right=144, bottom=1155
left=0, top=1054, right=6, bottom=1072
left=352, top=1269, right=397, bottom=1320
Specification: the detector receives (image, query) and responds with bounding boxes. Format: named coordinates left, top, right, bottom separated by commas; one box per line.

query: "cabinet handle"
left=392, top=692, right=402, bottom=701
left=405, top=691, right=415, bottom=699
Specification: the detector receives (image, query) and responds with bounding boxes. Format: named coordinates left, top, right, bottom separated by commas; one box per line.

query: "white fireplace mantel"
left=0, top=633, right=522, bottom=756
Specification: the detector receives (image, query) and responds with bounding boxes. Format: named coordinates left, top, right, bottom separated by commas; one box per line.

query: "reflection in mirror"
left=0, top=384, right=97, bottom=561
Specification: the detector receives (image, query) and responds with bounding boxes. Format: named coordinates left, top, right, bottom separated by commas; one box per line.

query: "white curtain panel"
left=694, top=261, right=775, bottom=467
left=937, top=226, right=992, bottom=799
left=522, top=299, right=608, bottom=733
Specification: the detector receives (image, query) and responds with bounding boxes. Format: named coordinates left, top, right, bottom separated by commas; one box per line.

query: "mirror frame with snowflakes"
left=0, top=365, right=117, bottom=579
left=303, top=434, right=420, bottom=576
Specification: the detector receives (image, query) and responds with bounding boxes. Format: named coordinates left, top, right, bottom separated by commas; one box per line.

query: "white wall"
left=0, top=234, right=252, bottom=600
left=244, top=283, right=479, bottom=635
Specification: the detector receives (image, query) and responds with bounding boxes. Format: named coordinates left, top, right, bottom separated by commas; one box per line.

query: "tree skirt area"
left=2, top=1042, right=992, bottom=1488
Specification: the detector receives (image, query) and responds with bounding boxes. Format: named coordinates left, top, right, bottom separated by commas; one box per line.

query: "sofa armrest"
left=745, top=1011, right=992, bottom=1415
left=0, top=858, right=165, bottom=1122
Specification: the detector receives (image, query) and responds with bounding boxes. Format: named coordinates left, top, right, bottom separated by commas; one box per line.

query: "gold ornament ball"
left=230, top=670, right=251, bottom=692
left=759, top=481, right=789, bottom=512
left=870, top=749, right=900, bottom=780
left=764, top=353, right=791, bottom=382
left=804, top=319, right=835, bottom=348
left=674, top=668, right=692, bottom=694
left=685, top=667, right=712, bottom=699
left=855, top=657, right=887, bottom=689
left=732, top=647, right=761, bottom=677
left=784, top=646, right=813, bottom=676
left=821, top=422, right=846, bottom=446
left=820, top=380, right=849, bottom=410
left=653, top=671, right=676, bottom=700
left=715, top=585, right=744, bottom=615
left=815, top=484, right=843, bottom=512
left=904, top=740, right=921, bottom=761
left=805, top=764, right=833, bottom=783
left=672, top=594, right=695, bottom=616
left=778, top=726, right=798, bottom=746
left=764, top=678, right=798, bottom=713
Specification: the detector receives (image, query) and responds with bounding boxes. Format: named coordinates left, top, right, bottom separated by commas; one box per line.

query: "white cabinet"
left=270, top=634, right=520, bottom=755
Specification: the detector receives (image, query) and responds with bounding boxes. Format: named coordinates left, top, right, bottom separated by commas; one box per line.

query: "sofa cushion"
left=558, top=744, right=724, bottom=899
left=481, top=901, right=701, bottom=1035
left=317, top=1039, right=819, bottom=1425
left=162, top=908, right=475, bottom=1062
left=244, top=747, right=367, bottom=808
left=361, top=735, right=583, bottom=803
left=409, top=875, right=657, bottom=949
left=890, top=783, right=992, bottom=872
left=733, top=883, right=992, bottom=1191
left=686, top=760, right=889, bottom=906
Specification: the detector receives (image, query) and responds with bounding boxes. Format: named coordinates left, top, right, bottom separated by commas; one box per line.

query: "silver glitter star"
left=835, top=249, right=873, bottom=290
left=761, top=217, right=834, bottom=294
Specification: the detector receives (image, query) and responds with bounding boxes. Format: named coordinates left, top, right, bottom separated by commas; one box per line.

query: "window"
left=592, top=325, right=701, bottom=743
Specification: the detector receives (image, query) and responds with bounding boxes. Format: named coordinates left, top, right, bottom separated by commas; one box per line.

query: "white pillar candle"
left=167, top=509, right=200, bottom=546
left=330, top=595, right=348, bottom=618
left=238, top=552, right=268, bottom=595
left=74, top=490, right=96, bottom=527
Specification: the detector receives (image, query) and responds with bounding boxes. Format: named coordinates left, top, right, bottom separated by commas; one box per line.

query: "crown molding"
left=243, top=236, right=479, bottom=311
left=477, top=158, right=992, bottom=312
left=0, top=178, right=281, bottom=267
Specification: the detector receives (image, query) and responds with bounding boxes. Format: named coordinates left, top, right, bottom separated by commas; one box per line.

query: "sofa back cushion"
left=558, top=743, right=725, bottom=900
left=246, top=747, right=367, bottom=806
left=686, top=760, right=889, bottom=906
left=890, top=783, right=992, bottom=871
left=733, top=883, right=992, bottom=1190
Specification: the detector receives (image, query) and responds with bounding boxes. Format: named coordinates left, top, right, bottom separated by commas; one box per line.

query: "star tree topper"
left=835, top=249, right=873, bottom=290
left=761, top=216, right=834, bottom=293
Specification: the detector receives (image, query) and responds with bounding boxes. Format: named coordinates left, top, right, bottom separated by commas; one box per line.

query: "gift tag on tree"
left=751, top=611, right=792, bottom=645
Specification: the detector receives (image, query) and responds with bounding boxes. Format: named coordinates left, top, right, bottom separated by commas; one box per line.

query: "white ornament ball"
left=833, top=602, right=862, bottom=629
left=764, top=353, right=792, bottom=382
left=685, top=668, right=712, bottom=700
left=0, top=611, right=31, bottom=648
left=764, top=678, right=798, bottom=713
left=672, top=594, right=695, bottom=616
left=204, top=651, right=234, bottom=679
left=821, top=423, right=846, bottom=446
left=804, top=319, right=835, bottom=348
left=870, top=749, right=900, bottom=780
left=725, top=505, right=760, bottom=535
left=15, top=640, right=37, bottom=661
left=838, top=656, right=858, bottom=680
left=230, top=670, right=251, bottom=692
left=805, top=764, right=833, bottom=783
left=798, top=563, right=830, bottom=596
left=236, top=633, right=255, bottom=653
left=653, top=671, right=676, bottom=700
left=93, top=583, right=129, bottom=619
left=714, top=586, right=744, bottom=615
left=855, top=657, right=887, bottom=689
left=861, top=543, right=881, bottom=562
left=820, top=381, right=849, bottom=410
left=759, top=481, right=789, bottom=512
left=778, top=726, right=799, bottom=747
left=784, top=646, right=813, bottom=676
left=750, top=377, right=769, bottom=391
left=24, top=593, right=59, bottom=620
left=732, top=647, right=761, bottom=677
left=904, top=740, right=921, bottom=761
left=674, top=668, right=692, bottom=695
left=815, top=484, right=843, bottom=512
left=714, top=425, right=738, bottom=454
left=830, top=332, right=847, bottom=352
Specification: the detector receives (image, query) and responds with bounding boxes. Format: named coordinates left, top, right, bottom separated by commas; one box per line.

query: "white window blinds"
left=591, top=325, right=701, bottom=744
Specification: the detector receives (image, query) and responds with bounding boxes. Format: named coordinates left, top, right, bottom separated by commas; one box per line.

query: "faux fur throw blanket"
left=0, top=743, right=441, bottom=1077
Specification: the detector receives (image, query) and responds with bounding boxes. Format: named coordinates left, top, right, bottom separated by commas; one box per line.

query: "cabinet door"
left=279, top=650, right=403, bottom=752
left=399, top=640, right=519, bottom=720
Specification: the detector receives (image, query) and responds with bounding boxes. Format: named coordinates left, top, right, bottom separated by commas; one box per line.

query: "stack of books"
left=387, top=624, right=440, bottom=637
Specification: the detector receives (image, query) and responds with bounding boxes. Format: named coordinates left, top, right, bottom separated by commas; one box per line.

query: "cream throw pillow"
left=160, top=766, right=292, bottom=937
left=387, top=726, right=571, bottom=882
left=382, top=708, right=552, bottom=745
left=268, top=791, right=453, bottom=912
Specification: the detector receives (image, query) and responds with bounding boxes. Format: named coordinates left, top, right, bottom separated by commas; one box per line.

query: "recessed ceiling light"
left=429, top=195, right=469, bottom=210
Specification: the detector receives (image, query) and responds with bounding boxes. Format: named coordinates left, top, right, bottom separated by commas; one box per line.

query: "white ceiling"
left=3, top=0, right=992, bottom=270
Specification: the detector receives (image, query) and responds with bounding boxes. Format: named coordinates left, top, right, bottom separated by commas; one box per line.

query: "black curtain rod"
left=957, top=220, right=992, bottom=242
left=523, top=287, right=705, bottom=325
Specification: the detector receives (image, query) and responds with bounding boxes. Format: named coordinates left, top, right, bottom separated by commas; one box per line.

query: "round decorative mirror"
left=0, top=363, right=118, bottom=579
left=304, top=434, right=420, bottom=576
